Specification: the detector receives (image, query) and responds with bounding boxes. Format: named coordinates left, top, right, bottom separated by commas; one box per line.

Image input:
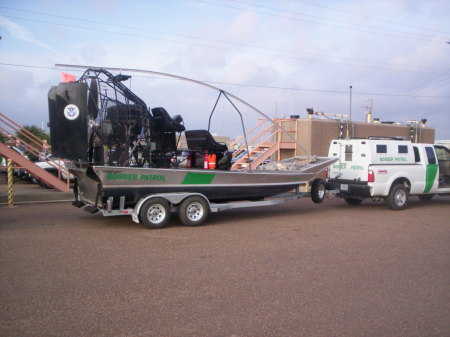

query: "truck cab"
left=327, top=138, right=450, bottom=210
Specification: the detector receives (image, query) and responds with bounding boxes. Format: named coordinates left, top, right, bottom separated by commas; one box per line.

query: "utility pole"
left=347, top=85, right=353, bottom=138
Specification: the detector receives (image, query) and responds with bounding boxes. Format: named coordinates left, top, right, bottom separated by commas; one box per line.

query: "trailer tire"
left=140, top=198, right=171, bottom=229
left=385, top=184, right=409, bottom=210
left=344, top=197, right=363, bottom=205
left=311, top=179, right=326, bottom=204
left=418, top=194, right=433, bottom=201
left=178, top=196, right=209, bottom=226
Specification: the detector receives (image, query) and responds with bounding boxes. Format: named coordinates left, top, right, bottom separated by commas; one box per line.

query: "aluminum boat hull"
left=71, top=156, right=337, bottom=207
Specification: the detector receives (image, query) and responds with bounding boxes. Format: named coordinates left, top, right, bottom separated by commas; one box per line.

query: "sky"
left=0, top=0, right=449, bottom=140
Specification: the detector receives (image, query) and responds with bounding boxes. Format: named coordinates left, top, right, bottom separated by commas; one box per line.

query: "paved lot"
left=1, top=195, right=450, bottom=337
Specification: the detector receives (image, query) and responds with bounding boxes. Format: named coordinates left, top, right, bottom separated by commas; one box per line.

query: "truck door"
left=424, top=146, right=439, bottom=193
left=341, top=142, right=366, bottom=181
left=408, top=146, right=425, bottom=194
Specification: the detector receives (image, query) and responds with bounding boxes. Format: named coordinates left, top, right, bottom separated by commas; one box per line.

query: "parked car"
left=0, top=156, right=6, bottom=174
left=30, top=156, right=73, bottom=188
left=175, top=151, right=189, bottom=167
left=10, top=145, right=29, bottom=178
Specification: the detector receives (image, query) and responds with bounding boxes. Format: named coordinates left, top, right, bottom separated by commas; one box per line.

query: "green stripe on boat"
left=182, top=172, right=216, bottom=184
left=424, top=164, right=438, bottom=193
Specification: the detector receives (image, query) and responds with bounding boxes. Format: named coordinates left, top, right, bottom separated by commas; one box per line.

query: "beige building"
left=277, top=118, right=434, bottom=157
left=176, top=117, right=434, bottom=169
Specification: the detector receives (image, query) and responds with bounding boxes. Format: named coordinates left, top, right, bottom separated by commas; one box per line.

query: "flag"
left=61, top=72, right=77, bottom=83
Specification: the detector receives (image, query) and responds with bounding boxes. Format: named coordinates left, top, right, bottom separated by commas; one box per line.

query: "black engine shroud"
left=48, top=68, right=186, bottom=168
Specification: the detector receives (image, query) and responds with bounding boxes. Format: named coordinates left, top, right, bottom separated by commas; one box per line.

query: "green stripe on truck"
left=424, top=164, right=438, bottom=193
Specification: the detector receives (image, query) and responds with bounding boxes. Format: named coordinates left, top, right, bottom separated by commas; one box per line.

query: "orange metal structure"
left=231, top=118, right=297, bottom=170
left=0, top=113, right=70, bottom=192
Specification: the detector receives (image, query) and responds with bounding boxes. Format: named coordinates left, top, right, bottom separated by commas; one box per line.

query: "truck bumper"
left=327, top=179, right=371, bottom=198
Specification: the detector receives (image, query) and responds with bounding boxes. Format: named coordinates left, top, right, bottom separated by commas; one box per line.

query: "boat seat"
left=185, top=130, right=228, bottom=152
left=151, top=107, right=185, bottom=132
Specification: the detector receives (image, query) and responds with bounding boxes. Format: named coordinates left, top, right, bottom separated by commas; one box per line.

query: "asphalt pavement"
left=1, top=182, right=449, bottom=337
left=0, top=174, right=73, bottom=204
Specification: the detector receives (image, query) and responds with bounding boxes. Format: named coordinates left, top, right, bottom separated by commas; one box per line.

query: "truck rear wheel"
left=140, top=198, right=171, bottom=229
left=311, top=179, right=326, bottom=204
left=385, top=184, right=409, bottom=210
left=178, top=196, right=209, bottom=226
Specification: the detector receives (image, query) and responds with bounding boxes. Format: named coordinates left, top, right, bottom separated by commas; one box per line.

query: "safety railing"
left=0, top=113, right=70, bottom=192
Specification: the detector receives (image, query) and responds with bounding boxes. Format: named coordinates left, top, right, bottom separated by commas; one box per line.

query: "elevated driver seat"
left=185, top=130, right=228, bottom=152
left=151, top=107, right=185, bottom=132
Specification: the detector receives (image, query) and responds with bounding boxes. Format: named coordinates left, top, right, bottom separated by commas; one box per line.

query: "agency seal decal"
left=64, top=104, right=80, bottom=120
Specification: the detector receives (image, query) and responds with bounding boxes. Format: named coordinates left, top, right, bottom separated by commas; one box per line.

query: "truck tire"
left=140, top=197, right=171, bottom=229
left=385, top=184, right=409, bottom=210
left=418, top=194, right=434, bottom=201
left=344, top=197, right=362, bottom=205
left=311, top=179, right=326, bottom=204
left=178, top=196, right=209, bottom=226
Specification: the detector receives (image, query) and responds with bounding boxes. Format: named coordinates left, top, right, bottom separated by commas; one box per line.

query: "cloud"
left=229, top=11, right=259, bottom=41
left=0, top=0, right=448, bottom=139
left=0, top=16, right=55, bottom=52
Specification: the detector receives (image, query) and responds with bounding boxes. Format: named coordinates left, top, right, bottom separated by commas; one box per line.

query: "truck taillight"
left=325, top=167, right=328, bottom=179
left=368, top=169, right=374, bottom=182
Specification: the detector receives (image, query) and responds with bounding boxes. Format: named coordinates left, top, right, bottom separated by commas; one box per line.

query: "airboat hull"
left=71, top=156, right=336, bottom=206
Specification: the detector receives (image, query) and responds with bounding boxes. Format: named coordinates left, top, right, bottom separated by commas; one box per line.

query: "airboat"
left=48, top=66, right=336, bottom=228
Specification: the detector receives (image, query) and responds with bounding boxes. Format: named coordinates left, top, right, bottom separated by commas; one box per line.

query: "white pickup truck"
left=326, top=138, right=450, bottom=210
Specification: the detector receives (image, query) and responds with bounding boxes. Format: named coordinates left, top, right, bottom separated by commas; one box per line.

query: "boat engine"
left=48, top=68, right=185, bottom=168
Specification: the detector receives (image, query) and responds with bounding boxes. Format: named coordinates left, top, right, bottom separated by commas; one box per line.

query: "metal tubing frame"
left=56, top=64, right=310, bottom=157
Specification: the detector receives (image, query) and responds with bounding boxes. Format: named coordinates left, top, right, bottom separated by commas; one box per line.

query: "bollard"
left=7, top=159, right=14, bottom=207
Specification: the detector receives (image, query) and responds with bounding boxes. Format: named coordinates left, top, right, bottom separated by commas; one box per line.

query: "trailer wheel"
left=418, top=194, right=434, bottom=201
left=311, top=179, right=326, bottom=204
left=385, top=184, right=409, bottom=210
left=178, top=196, right=209, bottom=226
left=140, top=198, right=171, bottom=229
left=344, top=197, right=363, bottom=205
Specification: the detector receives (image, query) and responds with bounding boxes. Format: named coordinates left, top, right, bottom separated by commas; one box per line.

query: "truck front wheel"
left=385, top=184, right=409, bottom=210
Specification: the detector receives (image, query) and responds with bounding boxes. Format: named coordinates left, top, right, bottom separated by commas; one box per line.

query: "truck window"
left=345, top=145, right=352, bottom=161
left=435, top=147, right=450, bottom=160
left=376, top=144, right=387, bottom=153
left=413, top=146, right=420, bottom=162
left=398, top=145, right=408, bottom=154
left=425, top=147, right=437, bottom=164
